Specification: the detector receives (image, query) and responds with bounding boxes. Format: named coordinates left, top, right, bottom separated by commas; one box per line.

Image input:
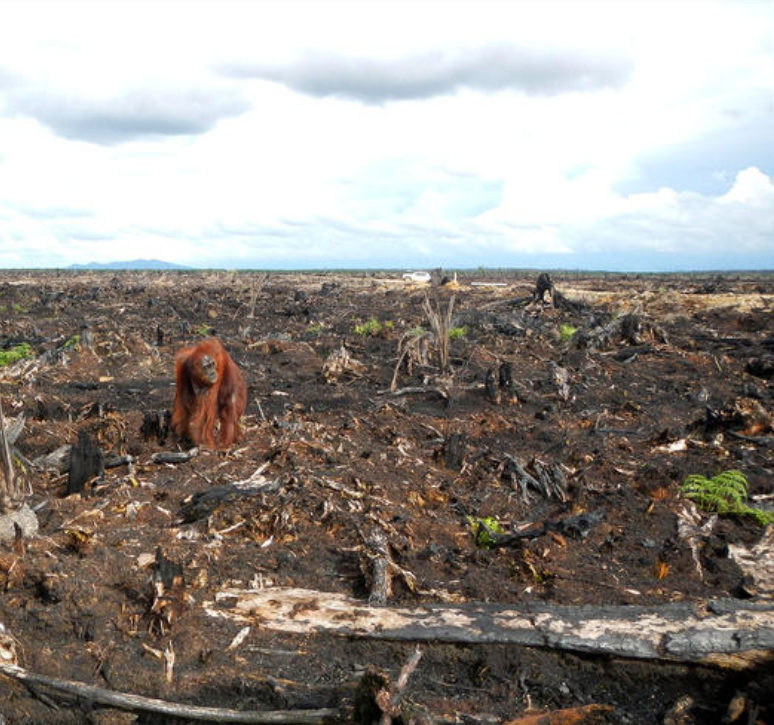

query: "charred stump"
left=141, top=410, right=171, bottom=446
left=150, top=548, right=187, bottom=636
left=67, top=429, right=105, bottom=496
left=499, top=362, right=518, bottom=403
left=438, top=432, right=467, bottom=470
left=485, top=368, right=501, bottom=404
left=746, top=355, right=774, bottom=379
left=534, top=273, right=555, bottom=304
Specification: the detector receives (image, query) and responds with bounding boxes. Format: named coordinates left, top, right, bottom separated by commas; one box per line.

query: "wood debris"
left=205, top=586, right=774, bottom=668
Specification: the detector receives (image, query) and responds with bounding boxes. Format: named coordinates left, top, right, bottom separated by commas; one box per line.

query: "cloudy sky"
left=0, top=0, right=772, bottom=271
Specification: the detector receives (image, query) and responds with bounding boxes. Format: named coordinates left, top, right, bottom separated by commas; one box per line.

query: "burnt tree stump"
left=485, top=368, right=501, bottom=404
left=499, top=362, right=518, bottom=403
left=141, top=410, right=171, bottom=445
left=439, top=432, right=467, bottom=470
left=534, top=273, right=555, bottom=304
left=67, top=429, right=104, bottom=496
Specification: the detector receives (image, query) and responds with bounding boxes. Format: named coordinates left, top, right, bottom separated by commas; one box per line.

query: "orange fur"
left=171, top=338, right=247, bottom=449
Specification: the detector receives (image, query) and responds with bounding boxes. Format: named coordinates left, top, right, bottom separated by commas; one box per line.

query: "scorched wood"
left=205, top=587, right=774, bottom=669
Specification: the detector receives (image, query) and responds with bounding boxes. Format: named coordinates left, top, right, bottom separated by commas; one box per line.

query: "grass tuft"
left=0, top=343, right=32, bottom=367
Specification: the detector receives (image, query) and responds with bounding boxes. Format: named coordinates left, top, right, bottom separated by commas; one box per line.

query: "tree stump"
left=67, top=429, right=105, bottom=496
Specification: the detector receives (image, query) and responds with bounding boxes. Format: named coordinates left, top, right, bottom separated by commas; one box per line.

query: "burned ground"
left=0, top=270, right=773, bottom=724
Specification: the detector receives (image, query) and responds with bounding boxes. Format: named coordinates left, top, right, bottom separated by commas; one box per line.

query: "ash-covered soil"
left=0, top=269, right=773, bottom=724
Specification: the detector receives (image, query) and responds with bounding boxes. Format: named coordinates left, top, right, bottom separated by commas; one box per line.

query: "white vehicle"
left=401, top=271, right=431, bottom=283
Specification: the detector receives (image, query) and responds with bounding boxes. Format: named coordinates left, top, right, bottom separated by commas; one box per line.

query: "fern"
left=681, top=470, right=774, bottom=526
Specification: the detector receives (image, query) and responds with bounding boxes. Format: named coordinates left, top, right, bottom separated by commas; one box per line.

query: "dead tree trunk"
left=205, top=587, right=774, bottom=669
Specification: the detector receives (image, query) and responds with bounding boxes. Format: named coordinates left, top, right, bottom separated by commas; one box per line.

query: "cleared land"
left=0, top=269, right=772, bottom=724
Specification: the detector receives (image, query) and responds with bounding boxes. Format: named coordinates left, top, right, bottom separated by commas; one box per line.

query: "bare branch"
left=0, top=663, right=339, bottom=724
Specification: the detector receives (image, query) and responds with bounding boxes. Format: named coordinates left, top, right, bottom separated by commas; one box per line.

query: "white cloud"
left=0, top=0, right=772, bottom=269
left=9, top=83, right=250, bottom=144
left=721, top=167, right=774, bottom=206
left=563, top=167, right=774, bottom=259
left=221, top=44, right=632, bottom=102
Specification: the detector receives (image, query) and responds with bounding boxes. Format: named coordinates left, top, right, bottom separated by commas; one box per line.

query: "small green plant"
left=63, top=334, right=80, bottom=351
left=681, top=470, right=774, bottom=526
left=467, top=516, right=503, bottom=549
left=306, top=323, right=323, bottom=334
left=0, top=343, right=32, bottom=367
left=449, top=325, right=469, bottom=340
left=195, top=323, right=214, bottom=336
left=354, top=318, right=391, bottom=337
left=559, top=323, right=578, bottom=342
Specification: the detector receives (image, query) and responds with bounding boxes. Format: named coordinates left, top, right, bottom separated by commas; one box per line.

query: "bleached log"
left=205, top=587, right=774, bottom=669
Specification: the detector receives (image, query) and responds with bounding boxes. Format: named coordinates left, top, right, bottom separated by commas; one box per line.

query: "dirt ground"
left=0, top=269, right=772, bottom=725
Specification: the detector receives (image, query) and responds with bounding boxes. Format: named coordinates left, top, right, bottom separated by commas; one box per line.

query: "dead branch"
left=33, top=445, right=72, bottom=473
left=575, top=308, right=668, bottom=351
left=0, top=663, right=339, bottom=724
left=391, top=331, right=433, bottom=392
left=177, top=476, right=282, bottom=524
left=500, top=454, right=568, bottom=501
left=322, top=345, right=366, bottom=383
left=478, top=509, right=605, bottom=547
left=379, top=386, right=449, bottom=400
left=377, top=647, right=423, bottom=725
left=152, top=448, right=200, bottom=465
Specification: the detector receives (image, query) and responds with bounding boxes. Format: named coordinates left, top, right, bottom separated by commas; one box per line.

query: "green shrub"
left=63, top=335, right=80, bottom=350
left=195, top=324, right=214, bottom=336
left=449, top=325, right=469, bottom=340
left=354, top=318, right=391, bottom=337
left=559, top=323, right=578, bottom=342
left=681, top=470, right=774, bottom=526
left=467, top=516, right=503, bottom=549
left=0, top=343, right=32, bottom=367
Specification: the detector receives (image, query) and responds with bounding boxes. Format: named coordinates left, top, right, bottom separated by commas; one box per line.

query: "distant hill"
left=68, top=259, right=191, bottom=270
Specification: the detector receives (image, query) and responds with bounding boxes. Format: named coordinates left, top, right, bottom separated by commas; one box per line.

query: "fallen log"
left=0, top=663, right=338, bottom=724
left=152, top=448, right=200, bottom=465
left=379, top=385, right=449, bottom=400
left=205, top=588, right=774, bottom=669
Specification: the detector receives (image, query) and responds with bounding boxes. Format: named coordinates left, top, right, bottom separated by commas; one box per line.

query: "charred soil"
left=0, top=269, right=773, bottom=724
